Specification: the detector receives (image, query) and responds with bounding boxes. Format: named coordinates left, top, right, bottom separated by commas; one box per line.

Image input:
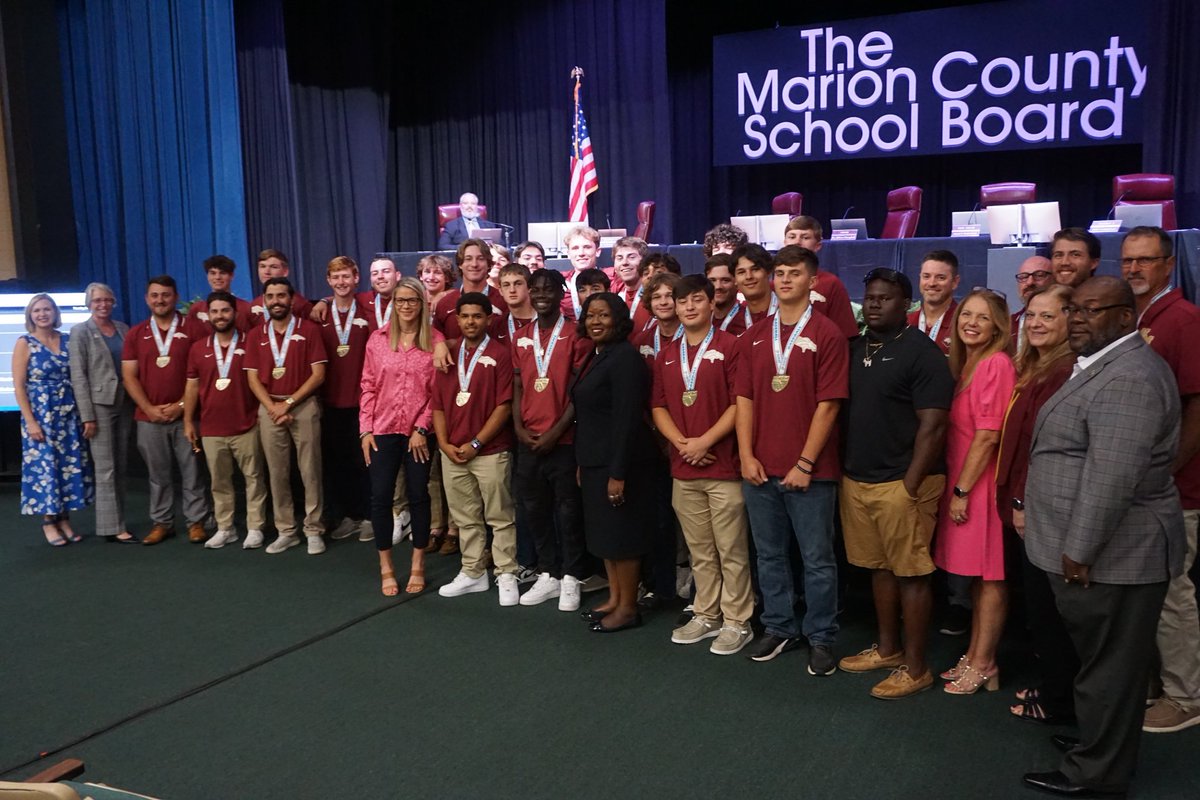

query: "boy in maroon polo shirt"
left=632, top=272, right=683, bottom=363
left=249, top=249, right=314, bottom=325
left=187, top=255, right=256, bottom=332
left=1121, top=226, right=1200, bottom=734
left=431, top=292, right=520, bottom=605
left=651, top=274, right=754, bottom=655
left=183, top=292, right=268, bottom=550
left=705, top=254, right=746, bottom=337
left=782, top=216, right=861, bottom=339
left=512, top=269, right=592, bottom=610
left=121, top=274, right=211, bottom=545
left=497, top=263, right=537, bottom=345
left=731, top=244, right=778, bottom=332
left=245, top=277, right=328, bottom=555
left=433, top=239, right=509, bottom=339
left=317, top=256, right=374, bottom=542
left=736, top=245, right=849, bottom=675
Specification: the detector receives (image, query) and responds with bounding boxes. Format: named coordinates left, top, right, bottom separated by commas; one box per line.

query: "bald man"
left=1011, top=255, right=1054, bottom=347
left=438, top=192, right=500, bottom=249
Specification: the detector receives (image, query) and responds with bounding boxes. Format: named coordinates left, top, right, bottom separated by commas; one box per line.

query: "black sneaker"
left=747, top=634, right=800, bottom=662
left=807, top=644, right=836, bottom=676
left=939, top=605, right=970, bottom=636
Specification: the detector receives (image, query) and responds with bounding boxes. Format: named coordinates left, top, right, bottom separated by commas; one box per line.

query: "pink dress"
left=934, top=352, right=1016, bottom=580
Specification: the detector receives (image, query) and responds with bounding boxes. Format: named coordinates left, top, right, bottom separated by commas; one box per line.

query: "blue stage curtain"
left=233, top=0, right=671, bottom=293
left=1142, top=0, right=1199, bottom=228
left=58, top=0, right=250, bottom=319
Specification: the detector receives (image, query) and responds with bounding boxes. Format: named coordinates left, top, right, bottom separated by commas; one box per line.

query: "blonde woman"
left=935, top=288, right=1017, bottom=694
left=359, top=277, right=443, bottom=595
left=15, top=294, right=94, bottom=545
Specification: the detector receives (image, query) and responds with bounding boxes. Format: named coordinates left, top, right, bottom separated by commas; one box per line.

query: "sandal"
left=945, top=664, right=1000, bottom=695
left=1011, top=697, right=1074, bottom=725
left=381, top=570, right=399, bottom=597
left=1015, top=687, right=1040, bottom=703
left=940, top=654, right=971, bottom=681
left=405, top=568, right=426, bottom=594
left=43, top=521, right=68, bottom=547
left=58, top=518, right=82, bottom=543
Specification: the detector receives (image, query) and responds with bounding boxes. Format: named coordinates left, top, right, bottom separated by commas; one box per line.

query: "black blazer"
left=572, top=340, right=655, bottom=479
left=437, top=216, right=500, bottom=250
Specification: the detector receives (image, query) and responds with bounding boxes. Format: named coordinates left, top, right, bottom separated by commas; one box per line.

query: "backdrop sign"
left=712, top=0, right=1148, bottom=165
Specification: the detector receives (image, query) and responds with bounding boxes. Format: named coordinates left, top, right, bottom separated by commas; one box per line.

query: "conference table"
left=379, top=229, right=1200, bottom=304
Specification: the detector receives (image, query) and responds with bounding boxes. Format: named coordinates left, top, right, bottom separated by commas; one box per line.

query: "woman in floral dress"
left=13, top=294, right=94, bottom=545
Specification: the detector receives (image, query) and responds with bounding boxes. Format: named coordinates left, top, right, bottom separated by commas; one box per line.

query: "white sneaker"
left=579, top=574, right=609, bottom=593
left=329, top=518, right=360, bottom=540
left=392, top=510, right=412, bottom=545
left=519, top=573, right=561, bottom=606
left=358, top=520, right=375, bottom=542
left=438, top=571, right=489, bottom=597
left=307, top=535, right=326, bottom=555
left=558, top=575, right=582, bottom=611
left=243, top=529, right=264, bottom=550
left=266, top=534, right=300, bottom=554
left=497, top=573, right=520, bottom=606
left=205, top=529, right=238, bottom=550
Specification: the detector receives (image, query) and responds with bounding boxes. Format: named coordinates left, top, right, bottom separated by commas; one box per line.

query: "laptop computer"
left=473, top=227, right=504, bottom=244
left=951, top=209, right=989, bottom=235
left=1114, top=204, right=1164, bottom=229
left=830, top=218, right=869, bottom=240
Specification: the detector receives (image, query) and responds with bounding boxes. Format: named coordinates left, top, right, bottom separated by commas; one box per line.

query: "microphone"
left=840, top=205, right=855, bottom=221
left=606, top=214, right=613, bottom=230
left=968, top=202, right=981, bottom=225
left=494, top=221, right=515, bottom=231
left=1107, top=191, right=1129, bottom=220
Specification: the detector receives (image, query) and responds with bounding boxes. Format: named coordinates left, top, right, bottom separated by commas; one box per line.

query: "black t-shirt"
left=843, top=326, right=955, bottom=483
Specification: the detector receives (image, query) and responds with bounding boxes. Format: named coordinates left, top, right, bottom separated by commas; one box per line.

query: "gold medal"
left=336, top=344, right=350, bottom=357
left=682, top=390, right=698, bottom=407
left=272, top=366, right=286, bottom=380
left=455, top=391, right=471, bottom=407
left=771, top=374, right=790, bottom=392
left=156, top=355, right=171, bottom=368
left=215, top=378, right=231, bottom=391
left=533, top=377, right=550, bottom=392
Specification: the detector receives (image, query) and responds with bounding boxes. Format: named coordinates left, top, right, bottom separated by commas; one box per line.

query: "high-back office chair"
left=1113, top=173, right=1177, bottom=230
left=771, top=192, right=803, bottom=217
left=634, top=201, right=656, bottom=241
left=979, top=182, right=1037, bottom=207
left=436, top=203, right=490, bottom=240
left=880, top=186, right=922, bottom=239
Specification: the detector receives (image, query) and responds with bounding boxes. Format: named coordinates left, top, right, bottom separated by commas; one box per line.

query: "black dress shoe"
left=1021, top=770, right=1118, bottom=797
left=580, top=608, right=609, bottom=623
left=1051, top=734, right=1081, bottom=754
left=589, top=614, right=643, bottom=633
left=105, top=533, right=140, bottom=544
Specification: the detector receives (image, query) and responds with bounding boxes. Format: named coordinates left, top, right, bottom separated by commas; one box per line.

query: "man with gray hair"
left=438, top=192, right=500, bottom=249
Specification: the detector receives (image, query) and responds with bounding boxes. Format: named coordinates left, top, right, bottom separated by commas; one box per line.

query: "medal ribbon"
left=653, top=324, right=684, bottom=356
left=332, top=299, right=356, bottom=347
left=1137, top=285, right=1172, bottom=326
left=268, top=315, right=297, bottom=369
left=457, top=334, right=491, bottom=393
left=151, top=313, right=180, bottom=360
left=918, top=307, right=945, bottom=343
left=213, top=332, right=240, bottom=381
left=772, top=304, right=814, bottom=376
left=720, top=302, right=741, bottom=331
left=532, top=317, right=564, bottom=379
left=374, top=294, right=392, bottom=329
left=744, top=295, right=779, bottom=329
left=680, top=325, right=715, bottom=393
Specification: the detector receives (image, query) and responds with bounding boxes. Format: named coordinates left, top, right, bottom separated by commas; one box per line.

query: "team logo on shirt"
left=478, top=356, right=497, bottom=368
left=352, top=318, right=368, bottom=327
left=291, top=334, right=307, bottom=341
left=639, top=345, right=654, bottom=357
left=1140, top=327, right=1154, bottom=344
left=516, top=337, right=534, bottom=349
left=197, top=312, right=209, bottom=321
left=795, top=337, right=817, bottom=353
left=810, top=291, right=827, bottom=303
left=702, top=350, right=725, bottom=362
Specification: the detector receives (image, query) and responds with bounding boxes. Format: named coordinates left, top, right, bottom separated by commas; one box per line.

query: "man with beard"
left=438, top=192, right=499, bottom=249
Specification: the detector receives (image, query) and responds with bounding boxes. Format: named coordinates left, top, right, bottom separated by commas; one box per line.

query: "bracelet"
left=359, top=431, right=372, bottom=439
left=795, top=463, right=812, bottom=475
left=797, top=456, right=815, bottom=467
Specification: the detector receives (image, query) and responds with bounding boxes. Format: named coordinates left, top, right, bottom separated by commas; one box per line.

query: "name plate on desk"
left=951, top=224, right=982, bottom=238
left=1089, top=219, right=1123, bottom=234
left=830, top=229, right=858, bottom=241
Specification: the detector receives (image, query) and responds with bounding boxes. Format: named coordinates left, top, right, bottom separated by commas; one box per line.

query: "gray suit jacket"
left=1025, top=334, right=1185, bottom=584
left=69, top=317, right=130, bottom=422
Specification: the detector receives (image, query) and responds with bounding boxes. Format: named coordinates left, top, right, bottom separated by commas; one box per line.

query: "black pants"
left=368, top=434, right=431, bottom=552
left=1020, top=543, right=1079, bottom=719
left=1051, top=577, right=1167, bottom=793
left=515, top=443, right=587, bottom=579
left=322, top=406, right=369, bottom=522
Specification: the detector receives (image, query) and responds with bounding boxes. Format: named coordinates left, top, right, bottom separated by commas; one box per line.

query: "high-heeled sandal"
left=940, top=654, right=971, bottom=681
left=381, top=570, right=399, bottom=597
left=405, top=567, right=426, bottom=593
left=57, top=518, right=82, bottom=543
left=945, top=664, right=999, bottom=695
left=42, top=521, right=68, bottom=547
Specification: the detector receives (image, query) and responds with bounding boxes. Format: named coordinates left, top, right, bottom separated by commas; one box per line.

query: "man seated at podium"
left=438, top=192, right=500, bottom=250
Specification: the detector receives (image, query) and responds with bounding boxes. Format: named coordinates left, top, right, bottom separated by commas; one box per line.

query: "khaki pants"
left=1157, top=508, right=1200, bottom=709
left=441, top=451, right=517, bottom=577
left=202, top=427, right=268, bottom=532
left=672, top=478, right=754, bottom=626
left=258, top=399, right=323, bottom=538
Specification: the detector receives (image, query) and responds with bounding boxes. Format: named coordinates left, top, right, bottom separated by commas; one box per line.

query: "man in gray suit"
left=1022, top=276, right=1186, bottom=797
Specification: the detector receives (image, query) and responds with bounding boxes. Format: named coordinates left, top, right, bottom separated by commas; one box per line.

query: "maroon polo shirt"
left=495, top=312, right=536, bottom=347
left=714, top=305, right=748, bottom=338
left=187, top=333, right=257, bottom=436
left=906, top=300, right=958, bottom=355
left=1140, top=289, right=1200, bottom=508
left=632, top=325, right=683, bottom=369
left=811, top=270, right=860, bottom=339
left=734, top=311, right=849, bottom=480
left=318, top=298, right=373, bottom=409
left=122, top=313, right=208, bottom=422
left=245, top=317, right=328, bottom=397
left=249, top=292, right=314, bottom=326
left=188, top=296, right=256, bottom=333
left=512, top=318, right=590, bottom=446
left=432, top=287, right=509, bottom=340
left=431, top=336, right=514, bottom=455
left=651, top=328, right=741, bottom=481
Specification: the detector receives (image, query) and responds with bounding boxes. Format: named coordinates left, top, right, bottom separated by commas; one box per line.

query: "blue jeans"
left=742, top=478, right=839, bottom=644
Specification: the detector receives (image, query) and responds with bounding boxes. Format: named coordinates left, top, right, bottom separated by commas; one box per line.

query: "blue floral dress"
left=20, top=333, right=94, bottom=515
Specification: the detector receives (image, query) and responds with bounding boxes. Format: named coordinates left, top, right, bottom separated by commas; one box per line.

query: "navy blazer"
left=437, top=216, right=500, bottom=250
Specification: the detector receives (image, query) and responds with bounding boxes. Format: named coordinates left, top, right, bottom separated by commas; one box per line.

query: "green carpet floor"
left=1, top=480, right=1197, bottom=799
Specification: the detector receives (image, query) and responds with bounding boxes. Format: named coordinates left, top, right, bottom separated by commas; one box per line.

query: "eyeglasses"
left=393, top=296, right=422, bottom=307
left=1065, top=303, right=1132, bottom=319
left=971, top=286, right=1007, bottom=301
left=1014, top=270, right=1053, bottom=283
left=1119, top=256, right=1166, bottom=269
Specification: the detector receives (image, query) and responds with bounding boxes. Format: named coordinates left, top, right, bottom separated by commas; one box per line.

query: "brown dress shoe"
left=142, top=523, right=174, bottom=545
left=187, top=521, right=208, bottom=543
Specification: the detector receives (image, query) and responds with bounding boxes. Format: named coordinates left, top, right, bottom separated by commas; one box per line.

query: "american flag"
left=569, top=68, right=598, bottom=223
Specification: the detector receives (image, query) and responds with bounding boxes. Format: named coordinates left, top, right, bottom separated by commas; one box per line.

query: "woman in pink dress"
left=934, top=288, right=1016, bottom=695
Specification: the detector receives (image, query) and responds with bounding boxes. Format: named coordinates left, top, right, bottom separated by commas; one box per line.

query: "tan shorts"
left=839, top=474, right=945, bottom=577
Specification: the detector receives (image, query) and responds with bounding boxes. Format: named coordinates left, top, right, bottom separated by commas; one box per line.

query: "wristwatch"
left=1011, top=498, right=1025, bottom=511
left=414, top=426, right=430, bottom=437
left=284, top=397, right=295, bottom=407
left=470, top=438, right=483, bottom=450
left=953, top=485, right=968, bottom=498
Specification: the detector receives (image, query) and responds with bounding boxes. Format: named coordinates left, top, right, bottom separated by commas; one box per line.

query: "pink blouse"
left=359, top=327, right=444, bottom=436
